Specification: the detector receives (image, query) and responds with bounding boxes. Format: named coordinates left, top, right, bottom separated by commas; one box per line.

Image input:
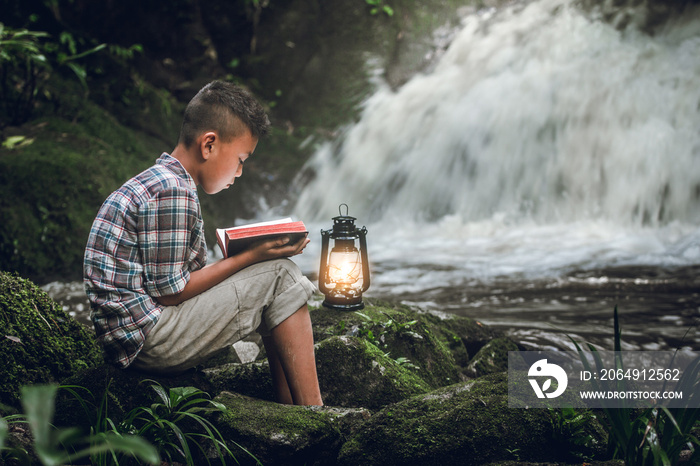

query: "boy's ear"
left=199, top=132, right=217, bottom=160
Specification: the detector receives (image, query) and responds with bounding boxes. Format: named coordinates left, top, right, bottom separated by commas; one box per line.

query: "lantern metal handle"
left=318, top=228, right=331, bottom=295
left=358, top=226, right=370, bottom=292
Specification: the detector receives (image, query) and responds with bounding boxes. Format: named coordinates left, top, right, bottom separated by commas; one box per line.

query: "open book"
left=216, top=218, right=308, bottom=258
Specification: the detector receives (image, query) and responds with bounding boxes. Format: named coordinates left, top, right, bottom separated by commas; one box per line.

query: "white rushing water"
left=291, top=0, right=700, bottom=300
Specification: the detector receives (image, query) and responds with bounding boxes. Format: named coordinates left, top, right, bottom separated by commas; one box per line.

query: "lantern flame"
left=327, top=250, right=363, bottom=285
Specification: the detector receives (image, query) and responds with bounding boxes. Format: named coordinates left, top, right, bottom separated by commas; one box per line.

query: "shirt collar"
left=156, top=153, right=197, bottom=190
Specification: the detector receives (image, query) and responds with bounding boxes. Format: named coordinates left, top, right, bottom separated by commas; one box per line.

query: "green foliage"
left=0, top=416, right=7, bottom=449
left=50, top=31, right=106, bottom=89
left=0, top=23, right=50, bottom=126
left=119, top=380, right=255, bottom=465
left=570, top=306, right=700, bottom=465
left=340, top=311, right=421, bottom=368
left=552, top=405, right=598, bottom=461
left=2, top=135, right=34, bottom=149
left=0, top=20, right=126, bottom=128
left=4, top=379, right=261, bottom=465
left=0, top=384, right=159, bottom=466
left=365, top=0, right=394, bottom=16
left=351, top=310, right=420, bottom=347
left=394, top=356, right=419, bottom=370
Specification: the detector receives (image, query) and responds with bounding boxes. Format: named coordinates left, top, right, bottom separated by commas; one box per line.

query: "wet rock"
left=312, top=304, right=462, bottom=389
left=2, top=278, right=613, bottom=465
left=202, top=361, right=275, bottom=402
left=198, top=337, right=264, bottom=368
left=212, top=391, right=371, bottom=466
left=315, top=335, right=431, bottom=410
left=466, top=337, right=519, bottom=378
left=419, top=309, right=504, bottom=368
left=337, top=373, right=568, bottom=466
left=575, top=0, right=698, bottom=33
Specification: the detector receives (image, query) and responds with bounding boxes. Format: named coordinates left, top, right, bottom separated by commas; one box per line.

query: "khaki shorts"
left=131, top=258, right=315, bottom=374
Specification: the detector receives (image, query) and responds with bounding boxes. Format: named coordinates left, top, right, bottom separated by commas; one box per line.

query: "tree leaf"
left=0, top=416, right=8, bottom=450
left=67, top=433, right=160, bottom=465
left=4, top=335, right=23, bottom=344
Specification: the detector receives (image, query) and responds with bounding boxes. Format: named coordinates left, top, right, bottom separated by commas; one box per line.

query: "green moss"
left=312, top=303, right=461, bottom=388
left=315, top=335, right=430, bottom=410
left=0, top=114, right=166, bottom=282
left=214, top=391, right=359, bottom=465
left=337, top=373, right=568, bottom=466
left=466, top=337, right=519, bottom=378
left=0, top=272, right=103, bottom=408
left=202, top=362, right=275, bottom=402
left=420, top=309, right=503, bottom=369
left=218, top=393, right=331, bottom=439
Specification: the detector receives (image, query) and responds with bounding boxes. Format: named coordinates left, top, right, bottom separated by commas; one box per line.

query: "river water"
left=44, top=0, right=700, bottom=353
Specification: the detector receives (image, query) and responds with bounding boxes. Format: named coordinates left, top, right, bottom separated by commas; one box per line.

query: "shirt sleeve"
left=138, top=186, right=202, bottom=297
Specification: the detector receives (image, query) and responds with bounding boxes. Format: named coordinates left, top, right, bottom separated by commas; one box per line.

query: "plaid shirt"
left=84, top=153, right=207, bottom=368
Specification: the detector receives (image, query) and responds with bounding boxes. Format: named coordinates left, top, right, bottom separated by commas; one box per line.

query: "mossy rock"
left=419, top=309, right=504, bottom=368
left=312, top=304, right=461, bottom=389
left=212, top=391, right=371, bottom=466
left=206, top=331, right=437, bottom=411
left=0, top=272, right=103, bottom=409
left=202, top=361, right=275, bottom=402
left=315, top=335, right=431, bottom=410
left=337, top=372, right=569, bottom=466
left=465, top=337, right=519, bottom=378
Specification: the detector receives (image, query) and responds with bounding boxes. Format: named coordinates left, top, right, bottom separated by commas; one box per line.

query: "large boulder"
left=315, top=335, right=431, bottom=410
left=312, top=304, right=462, bottom=389
left=0, top=272, right=103, bottom=410
left=202, top=361, right=275, bottom=402
left=213, top=391, right=371, bottom=466
left=337, top=372, right=586, bottom=466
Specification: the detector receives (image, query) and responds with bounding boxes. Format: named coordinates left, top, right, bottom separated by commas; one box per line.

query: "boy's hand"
left=246, top=234, right=310, bottom=262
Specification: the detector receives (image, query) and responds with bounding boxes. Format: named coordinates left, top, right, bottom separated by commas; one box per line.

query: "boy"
left=83, top=81, right=322, bottom=406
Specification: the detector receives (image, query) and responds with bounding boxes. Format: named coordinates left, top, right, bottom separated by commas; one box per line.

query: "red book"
left=216, top=218, right=308, bottom=258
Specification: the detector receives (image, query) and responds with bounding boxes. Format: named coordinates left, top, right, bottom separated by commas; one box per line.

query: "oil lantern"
left=318, top=204, right=370, bottom=311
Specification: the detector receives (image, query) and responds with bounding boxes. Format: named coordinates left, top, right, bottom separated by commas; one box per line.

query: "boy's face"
left=200, top=129, right=258, bottom=194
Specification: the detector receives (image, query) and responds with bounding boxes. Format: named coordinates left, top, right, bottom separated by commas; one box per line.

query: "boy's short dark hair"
left=178, top=81, right=270, bottom=148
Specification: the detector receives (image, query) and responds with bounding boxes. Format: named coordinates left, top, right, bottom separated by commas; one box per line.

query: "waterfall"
left=293, top=0, right=700, bottom=227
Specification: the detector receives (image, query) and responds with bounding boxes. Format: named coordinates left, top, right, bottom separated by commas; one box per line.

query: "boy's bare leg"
left=263, top=336, right=293, bottom=404
left=264, top=305, right=323, bottom=406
